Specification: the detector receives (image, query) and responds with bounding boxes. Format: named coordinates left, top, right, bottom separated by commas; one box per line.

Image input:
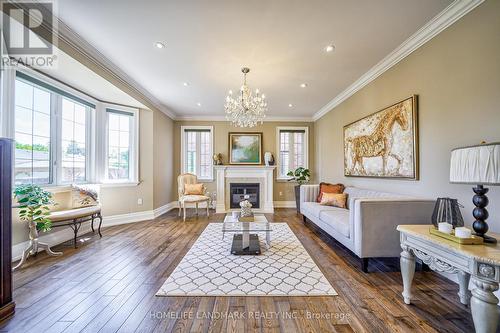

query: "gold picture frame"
left=343, top=95, right=419, bottom=179
left=228, top=132, right=263, bottom=165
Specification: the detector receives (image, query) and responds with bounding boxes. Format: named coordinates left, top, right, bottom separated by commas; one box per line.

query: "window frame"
left=276, top=126, right=309, bottom=180
left=102, top=106, right=140, bottom=185
left=180, top=125, right=214, bottom=181
left=56, top=95, right=93, bottom=185
left=4, top=66, right=141, bottom=188
left=13, top=69, right=96, bottom=186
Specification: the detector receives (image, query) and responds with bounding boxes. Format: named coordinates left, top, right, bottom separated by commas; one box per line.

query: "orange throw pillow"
left=320, top=193, right=347, bottom=208
left=184, top=183, right=204, bottom=195
left=317, top=182, right=345, bottom=202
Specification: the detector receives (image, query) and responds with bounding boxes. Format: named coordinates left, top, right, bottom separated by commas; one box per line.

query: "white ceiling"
left=40, top=47, right=146, bottom=108
left=56, top=0, right=452, bottom=119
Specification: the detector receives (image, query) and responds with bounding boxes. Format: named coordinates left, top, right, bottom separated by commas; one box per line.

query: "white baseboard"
left=12, top=224, right=93, bottom=262
left=153, top=201, right=178, bottom=218
left=12, top=202, right=179, bottom=262
left=12, top=201, right=298, bottom=262
left=103, top=210, right=155, bottom=227
left=274, top=201, right=296, bottom=208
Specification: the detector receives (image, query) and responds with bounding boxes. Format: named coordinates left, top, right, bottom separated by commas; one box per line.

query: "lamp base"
left=480, top=234, right=498, bottom=244
left=472, top=185, right=497, bottom=243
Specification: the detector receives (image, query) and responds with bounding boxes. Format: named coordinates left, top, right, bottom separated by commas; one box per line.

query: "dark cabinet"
left=0, top=138, right=15, bottom=322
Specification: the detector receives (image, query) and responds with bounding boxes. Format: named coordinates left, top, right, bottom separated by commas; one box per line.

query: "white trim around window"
left=2, top=65, right=140, bottom=188
left=276, top=126, right=309, bottom=180
left=100, top=104, right=140, bottom=185
left=180, top=125, right=214, bottom=181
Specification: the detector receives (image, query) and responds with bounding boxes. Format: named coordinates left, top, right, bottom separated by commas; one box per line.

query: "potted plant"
left=13, top=184, right=61, bottom=270
left=287, top=167, right=311, bottom=213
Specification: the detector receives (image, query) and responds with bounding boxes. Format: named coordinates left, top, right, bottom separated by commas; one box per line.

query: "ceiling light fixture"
left=288, top=104, right=293, bottom=108
left=224, top=67, right=267, bottom=128
left=183, top=82, right=189, bottom=87
left=325, top=44, right=335, bottom=53
left=196, top=102, right=201, bottom=107
left=300, top=83, right=308, bottom=88
left=155, top=42, right=166, bottom=49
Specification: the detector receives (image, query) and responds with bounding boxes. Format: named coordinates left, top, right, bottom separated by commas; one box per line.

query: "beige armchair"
left=177, top=173, right=210, bottom=221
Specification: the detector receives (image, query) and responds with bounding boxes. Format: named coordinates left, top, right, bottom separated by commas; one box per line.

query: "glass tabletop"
left=222, top=221, right=272, bottom=232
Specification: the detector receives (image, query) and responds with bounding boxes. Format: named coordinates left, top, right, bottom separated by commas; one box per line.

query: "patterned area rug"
left=156, top=223, right=337, bottom=296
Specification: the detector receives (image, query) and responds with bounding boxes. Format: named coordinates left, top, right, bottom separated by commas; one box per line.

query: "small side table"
left=397, top=225, right=500, bottom=333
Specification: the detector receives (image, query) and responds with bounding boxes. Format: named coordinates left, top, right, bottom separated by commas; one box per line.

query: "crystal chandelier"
left=224, top=67, right=267, bottom=128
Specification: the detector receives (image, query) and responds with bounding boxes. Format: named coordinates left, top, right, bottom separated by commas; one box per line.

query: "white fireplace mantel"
left=214, top=165, right=276, bottom=213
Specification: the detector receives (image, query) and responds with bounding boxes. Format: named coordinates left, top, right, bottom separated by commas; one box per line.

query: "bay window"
left=276, top=127, right=309, bottom=179
left=10, top=69, right=139, bottom=187
left=105, top=108, right=138, bottom=183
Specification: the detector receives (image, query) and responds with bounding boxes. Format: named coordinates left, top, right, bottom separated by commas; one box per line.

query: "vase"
left=294, top=185, right=301, bottom=214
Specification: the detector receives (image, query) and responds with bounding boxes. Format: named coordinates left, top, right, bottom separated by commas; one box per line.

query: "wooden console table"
left=398, top=225, right=500, bottom=333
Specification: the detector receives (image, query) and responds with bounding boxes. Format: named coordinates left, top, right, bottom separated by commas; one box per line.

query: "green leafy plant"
left=286, top=167, right=311, bottom=185
left=14, top=184, right=54, bottom=232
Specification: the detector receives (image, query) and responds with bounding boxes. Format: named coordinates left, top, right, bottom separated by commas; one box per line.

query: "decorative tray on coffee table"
left=429, top=227, right=483, bottom=245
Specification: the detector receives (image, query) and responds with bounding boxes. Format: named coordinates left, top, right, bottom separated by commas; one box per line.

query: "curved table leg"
left=400, top=247, right=416, bottom=304
left=12, top=243, right=34, bottom=271
left=39, top=242, right=63, bottom=256
left=98, top=214, right=103, bottom=238
left=457, top=270, right=472, bottom=305
left=470, top=277, right=499, bottom=333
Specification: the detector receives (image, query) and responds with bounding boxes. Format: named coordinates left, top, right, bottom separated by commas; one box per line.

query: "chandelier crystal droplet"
left=224, top=67, right=267, bottom=128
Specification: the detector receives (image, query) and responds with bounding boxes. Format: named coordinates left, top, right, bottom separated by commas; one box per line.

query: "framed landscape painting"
left=229, top=132, right=262, bottom=165
left=343, top=95, right=418, bottom=179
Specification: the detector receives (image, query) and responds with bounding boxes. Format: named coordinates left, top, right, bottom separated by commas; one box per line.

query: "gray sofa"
left=300, top=185, right=435, bottom=272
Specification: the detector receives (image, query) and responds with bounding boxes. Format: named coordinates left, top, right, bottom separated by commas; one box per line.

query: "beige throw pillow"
left=320, top=192, right=347, bottom=208
left=71, top=184, right=99, bottom=208
left=184, top=183, right=204, bottom=195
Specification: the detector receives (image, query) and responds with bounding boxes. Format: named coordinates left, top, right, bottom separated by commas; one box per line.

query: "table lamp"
left=450, top=142, right=500, bottom=243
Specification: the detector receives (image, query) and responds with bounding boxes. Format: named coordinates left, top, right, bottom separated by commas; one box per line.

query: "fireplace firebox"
left=229, top=183, right=260, bottom=209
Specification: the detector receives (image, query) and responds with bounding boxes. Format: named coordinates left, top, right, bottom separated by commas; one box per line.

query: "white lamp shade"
left=450, top=143, right=500, bottom=185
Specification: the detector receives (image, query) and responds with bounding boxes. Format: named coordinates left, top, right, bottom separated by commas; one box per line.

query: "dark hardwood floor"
left=0, top=209, right=478, bottom=333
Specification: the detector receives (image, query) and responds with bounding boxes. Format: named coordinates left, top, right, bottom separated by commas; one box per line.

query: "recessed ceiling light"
left=155, top=41, right=166, bottom=49
left=300, top=83, right=308, bottom=88
left=196, top=102, right=201, bottom=107
left=325, top=44, right=335, bottom=53
left=183, top=82, right=189, bottom=87
left=288, top=104, right=293, bottom=108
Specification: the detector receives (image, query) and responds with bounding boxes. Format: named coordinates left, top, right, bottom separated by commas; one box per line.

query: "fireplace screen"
left=229, top=183, right=260, bottom=209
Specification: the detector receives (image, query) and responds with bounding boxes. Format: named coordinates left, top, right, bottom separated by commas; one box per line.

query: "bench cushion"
left=49, top=205, right=101, bottom=222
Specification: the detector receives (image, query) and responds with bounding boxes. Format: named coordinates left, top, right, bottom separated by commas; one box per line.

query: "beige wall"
left=153, top=109, right=175, bottom=209
left=314, top=0, right=500, bottom=231
left=173, top=121, right=315, bottom=202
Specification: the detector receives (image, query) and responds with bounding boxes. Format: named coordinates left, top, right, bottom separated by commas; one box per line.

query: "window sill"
left=38, top=182, right=140, bottom=193
left=41, top=185, right=73, bottom=193
left=100, top=182, right=140, bottom=188
left=276, top=178, right=293, bottom=183
left=198, top=179, right=214, bottom=183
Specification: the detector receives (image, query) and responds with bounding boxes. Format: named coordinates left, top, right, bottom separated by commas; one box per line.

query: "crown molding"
left=312, top=0, right=485, bottom=121
left=174, top=114, right=314, bottom=122
left=55, top=20, right=177, bottom=119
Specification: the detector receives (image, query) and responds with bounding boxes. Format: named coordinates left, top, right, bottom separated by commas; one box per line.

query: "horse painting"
left=344, top=96, right=418, bottom=179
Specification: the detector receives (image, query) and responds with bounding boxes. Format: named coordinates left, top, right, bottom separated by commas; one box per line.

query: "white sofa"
left=300, top=185, right=435, bottom=272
